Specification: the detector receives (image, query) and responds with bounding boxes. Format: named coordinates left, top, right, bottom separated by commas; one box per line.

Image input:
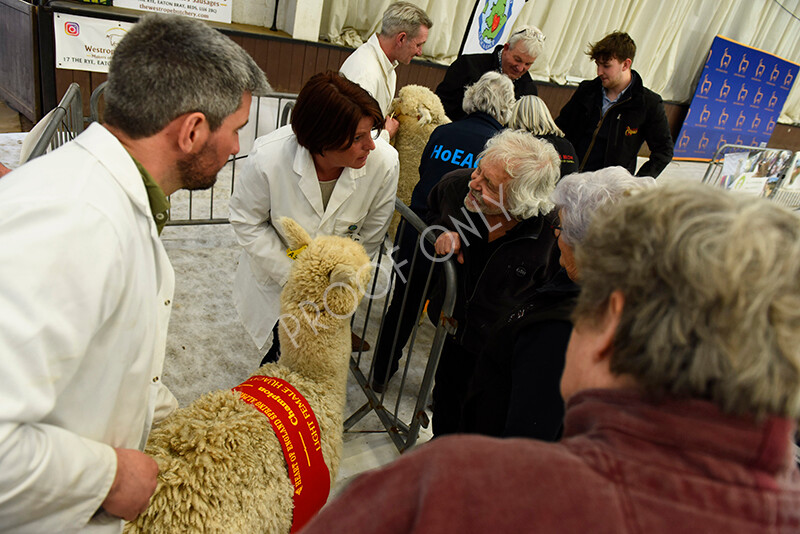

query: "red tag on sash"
left=233, top=376, right=331, bottom=532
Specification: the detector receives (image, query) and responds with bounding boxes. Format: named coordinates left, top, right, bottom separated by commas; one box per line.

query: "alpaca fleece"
left=389, top=84, right=449, bottom=236
left=126, top=218, right=372, bottom=533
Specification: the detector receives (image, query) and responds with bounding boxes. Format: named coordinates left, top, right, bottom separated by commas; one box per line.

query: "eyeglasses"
left=551, top=223, right=562, bottom=237
left=511, top=27, right=545, bottom=42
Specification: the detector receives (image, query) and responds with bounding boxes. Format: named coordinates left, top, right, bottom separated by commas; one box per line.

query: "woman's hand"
left=384, top=116, right=399, bottom=139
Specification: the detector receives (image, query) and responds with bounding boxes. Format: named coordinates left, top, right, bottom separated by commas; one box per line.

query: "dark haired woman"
left=230, top=71, right=399, bottom=363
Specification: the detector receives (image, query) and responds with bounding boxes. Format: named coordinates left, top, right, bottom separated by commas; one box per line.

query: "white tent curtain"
left=234, top=0, right=800, bottom=124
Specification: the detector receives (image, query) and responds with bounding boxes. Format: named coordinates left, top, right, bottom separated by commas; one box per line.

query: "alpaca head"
left=389, top=84, right=450, bottom=127
left=278, top=217, right=373, bottom=323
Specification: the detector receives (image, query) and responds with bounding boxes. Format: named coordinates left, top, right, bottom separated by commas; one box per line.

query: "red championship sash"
left=233, top=376, right=330, bottom=532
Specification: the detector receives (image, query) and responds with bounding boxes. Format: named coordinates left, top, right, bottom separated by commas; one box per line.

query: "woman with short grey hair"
left=509, top=95, right=579, bottom=177
left=550, top=166, right=655, bottom=280
left=476, top=128, right=559, bottom=221
left=462, top=71, right=516, bottom=125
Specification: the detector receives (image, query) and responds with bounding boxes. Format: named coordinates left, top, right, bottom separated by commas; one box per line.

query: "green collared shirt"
left=131, top=156, right=170, bottom=235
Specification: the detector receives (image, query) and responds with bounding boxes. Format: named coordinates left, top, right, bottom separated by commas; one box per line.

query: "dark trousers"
left=260, top=322, right=281, bottom=366
left=431, top=336, right=478, bottom=437
left=372, top=221, right=437, bottom=385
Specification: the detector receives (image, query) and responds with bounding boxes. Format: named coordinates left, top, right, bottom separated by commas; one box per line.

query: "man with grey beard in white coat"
left=0, top=14, right=268, bottom=533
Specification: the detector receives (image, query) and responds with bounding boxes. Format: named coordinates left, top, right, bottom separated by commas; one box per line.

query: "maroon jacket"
left=301, top=389, right=800, bottom=533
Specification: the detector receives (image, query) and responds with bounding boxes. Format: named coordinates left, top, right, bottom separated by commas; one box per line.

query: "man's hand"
left=101, top=448, right=159, bottom=521
left=434, top=231, right=464, bottom=264
left=0, top=163, right=12, bottom=178
left=384, top=115, right=400, bottom=139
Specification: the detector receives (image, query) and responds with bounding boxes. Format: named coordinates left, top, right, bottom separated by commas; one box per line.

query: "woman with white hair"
left=550, top=167, right=655, bottom=280
left=371, top=72, right=515, bottom=392
left=509, top=95, right=579, bottom=177
left=408, top=71, right=515, bottom=220
left=461, top=167, right=654, bottom=439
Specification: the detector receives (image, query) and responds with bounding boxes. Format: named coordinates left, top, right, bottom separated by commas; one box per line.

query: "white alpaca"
left=125, top=218, right=372, bottom=534
left=388, top=84, right=449, bottom=237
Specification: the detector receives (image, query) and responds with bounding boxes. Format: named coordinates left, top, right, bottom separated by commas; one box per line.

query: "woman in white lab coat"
left=230, top=71, right=399, bottom=363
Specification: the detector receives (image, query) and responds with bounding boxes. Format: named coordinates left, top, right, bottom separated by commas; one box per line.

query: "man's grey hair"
left=480, top=130, right=560, bottom=220
left=550, top=167, right=655, bottom=246
left=508, top=95, right=564, bottom=137
left=507, top=25, right=545, bottom=59
left=575, top=180, right=800, bottom=418
left=380, top=1, right=433, bottom=39
left=462, top=72, right=515, bottom=124
left=104, top=14, right=270, bottom=139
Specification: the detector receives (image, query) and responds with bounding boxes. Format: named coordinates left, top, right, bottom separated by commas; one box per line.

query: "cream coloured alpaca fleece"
left=389, top=84, right=449, bottom=236
left=125, top=218, right=372, bottom=534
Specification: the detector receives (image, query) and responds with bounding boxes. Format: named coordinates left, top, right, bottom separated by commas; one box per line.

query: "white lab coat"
left=230, top=125, right=399, bottom=350
left=0, top=123, right=177, bottom=533
left=340, top=33, right=398, bottom=116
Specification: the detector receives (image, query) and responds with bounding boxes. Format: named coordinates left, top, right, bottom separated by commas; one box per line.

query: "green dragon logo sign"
left=478, top=0, right=513, bottom=50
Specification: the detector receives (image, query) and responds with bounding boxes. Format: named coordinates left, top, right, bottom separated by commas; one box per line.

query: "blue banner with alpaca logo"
left=674, top=35, right=798, bottom=161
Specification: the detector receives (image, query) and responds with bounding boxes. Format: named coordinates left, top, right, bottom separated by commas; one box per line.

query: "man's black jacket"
left=555, top=70, right=673, bottom=177
left=425, top=170, right=560, bottom=354
left=435, top=45, right=538, bottom=121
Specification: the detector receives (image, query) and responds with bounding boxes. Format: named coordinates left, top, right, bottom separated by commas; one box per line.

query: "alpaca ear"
left=326, top=263, right=367, bottom=317
left=329, top=263, right=360, bottom=290
left=417, top=105, right=433, bottom=126
left=279, top=217, right=312, bottom=250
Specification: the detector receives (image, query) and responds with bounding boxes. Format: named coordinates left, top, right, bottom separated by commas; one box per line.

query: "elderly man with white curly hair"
left=424, top=128, right=562, bottom=436
left=370, top=71, right=516, bottom=394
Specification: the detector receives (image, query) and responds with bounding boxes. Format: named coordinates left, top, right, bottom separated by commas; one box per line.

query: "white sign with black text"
left=114, top=0, right=231, bottom=24
left=54, top=13, right=133, bottom=74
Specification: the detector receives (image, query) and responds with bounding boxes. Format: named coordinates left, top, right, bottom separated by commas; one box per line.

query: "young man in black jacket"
left=555, top=32, right=673, bottom=178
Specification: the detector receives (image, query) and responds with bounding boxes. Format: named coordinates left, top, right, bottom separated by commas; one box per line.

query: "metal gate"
left=702, top=143, right=800, bottom=209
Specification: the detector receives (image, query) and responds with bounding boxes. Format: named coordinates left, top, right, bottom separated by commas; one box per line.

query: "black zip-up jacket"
left=410, top=111, right=504, bottom=220
left=435, top=45, right=538, bottom=122
left=425, top=169, right=560, bottom=354
left=555, top=70, right=673, bottom=177
left=462, top=268, right=579, bottom=439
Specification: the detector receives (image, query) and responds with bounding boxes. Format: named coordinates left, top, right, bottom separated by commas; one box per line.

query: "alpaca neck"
left=278, top=308, right=351, bottom=387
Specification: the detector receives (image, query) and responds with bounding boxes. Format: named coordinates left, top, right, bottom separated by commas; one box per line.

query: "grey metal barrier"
left=20, top=81, right=456, bottom=453
left=347, top=199, right=458, bottom=453
left=22, top=83, right=84, bottom=163
left=702, top=143, right=799, bottom=208
left=88, top=81, right=298, bottom=225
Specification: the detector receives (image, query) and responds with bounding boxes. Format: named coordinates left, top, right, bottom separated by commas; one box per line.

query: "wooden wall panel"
left=395, top=66, right=411, bottom=92
left=769, top=124, right=800, bottom=152
left=55, top=70, right=74, bottom=109
left=288, top=44, right=305, bottom=93
left=51, top=27, right=800, bottom=154
left=313, top=46, right=331, bottom=78
left=300, top=45, right=318, bottom=88
left=329, top=48, right=348, bottom=72
left=0, top=0, right=38, bottom=120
